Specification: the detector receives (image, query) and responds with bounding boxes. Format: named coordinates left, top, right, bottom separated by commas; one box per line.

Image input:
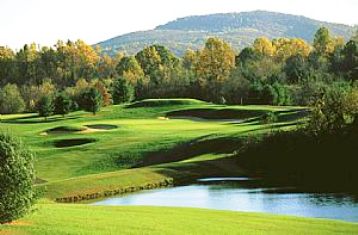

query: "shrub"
left=0, top=132, right=35, bottom=223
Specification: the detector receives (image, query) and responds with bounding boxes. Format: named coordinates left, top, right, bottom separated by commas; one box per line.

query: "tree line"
left=0, top=27, right=357, bottom=116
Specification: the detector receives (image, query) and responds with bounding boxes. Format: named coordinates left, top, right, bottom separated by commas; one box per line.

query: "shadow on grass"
left=53, top=138, right=97, bottom=148
left=3, top=115, right=81, bottom=124
left=166, top=108, right=266, bottom=120
left=153, top=155, right=244, bottom=184
left=133, top=135, right=244, bottom=168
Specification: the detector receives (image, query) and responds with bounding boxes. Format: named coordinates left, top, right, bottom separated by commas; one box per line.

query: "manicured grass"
left=1, top=204, right=357, bottom=235
left=0, top=99, right=306, bottom=200
left=0, top=99, right=304, bottom=182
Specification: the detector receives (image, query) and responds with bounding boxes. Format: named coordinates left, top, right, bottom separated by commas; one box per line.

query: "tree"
left=116, top=56, right=144, bottom=85
left=36, top=95, right=54, bottom=120
left=284, top=54, right=309, bottom=83
left=54, top=92, right=71, bottom=117
left=253, top=37, right=275, bottom=56
left=135, top=45, right=179, bottom=85
left=273, top=38, right=311, bottom=61
left=79, top=87, right=103, bottom=115
left=135, top=46, right=163, bottom=85
left=93, top=81, right=112, bottom=106
left=342, top=40, right=358, bottom=81
left=112, top=77, right=134, bottom=104
left=14, top=43, right=39, bottom=85
left=195, top=38, right=235, bottom=101
left=0, top=132, right=35, bottom=224
left=0, top=84, right=25, bottom=114
left=313, top=27, right=334, bottom=56
left=0, top=46, right=15, bottom=86
left=236, top=47, right=261, bottom=66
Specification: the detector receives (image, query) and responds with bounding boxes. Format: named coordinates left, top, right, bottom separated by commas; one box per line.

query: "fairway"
left=2, top=203, right=357, bottom=235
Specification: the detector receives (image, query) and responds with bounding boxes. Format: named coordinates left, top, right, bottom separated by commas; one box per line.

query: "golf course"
left=0, top=99, right=357, bottom=234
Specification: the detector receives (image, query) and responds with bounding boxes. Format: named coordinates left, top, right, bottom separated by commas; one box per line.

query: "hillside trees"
left=0, top=27, right=356, bottom=110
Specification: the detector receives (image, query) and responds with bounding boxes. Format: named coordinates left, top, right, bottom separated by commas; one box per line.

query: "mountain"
left=96, top=11, right=355, bottom=56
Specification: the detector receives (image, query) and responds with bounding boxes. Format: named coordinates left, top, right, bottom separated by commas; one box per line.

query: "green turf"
left=1, top=99, right=354, bottom=234
left=1, top=203, right=357, bottom=235
left=0, top=99, right=306, bottom=199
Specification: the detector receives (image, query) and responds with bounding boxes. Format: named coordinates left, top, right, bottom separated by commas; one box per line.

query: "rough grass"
left=2, top=204, right=357, bottom=235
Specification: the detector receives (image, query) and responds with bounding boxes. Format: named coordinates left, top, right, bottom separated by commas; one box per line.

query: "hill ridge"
left=97, top=10, right=355, bottom=56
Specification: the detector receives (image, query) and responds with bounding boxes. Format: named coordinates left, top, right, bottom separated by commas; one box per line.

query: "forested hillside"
left=0, top=26, right=357, bottom=119
left=97, top=11, right=355, bottom=55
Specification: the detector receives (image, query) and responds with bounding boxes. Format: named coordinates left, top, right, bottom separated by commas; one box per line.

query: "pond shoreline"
left=55, top=178, right=174, bottom=203
left=91, top=177, right=358, bottom=222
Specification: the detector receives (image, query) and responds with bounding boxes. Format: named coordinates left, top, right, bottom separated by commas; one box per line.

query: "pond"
left=92, top=177, right=358, bottom=222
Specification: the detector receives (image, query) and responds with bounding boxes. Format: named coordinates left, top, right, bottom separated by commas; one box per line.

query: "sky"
left=1, top=0, right=358, bottom=49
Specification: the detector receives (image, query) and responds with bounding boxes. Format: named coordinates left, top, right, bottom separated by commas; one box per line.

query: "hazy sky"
left=1, top=0, right=357, bottom=49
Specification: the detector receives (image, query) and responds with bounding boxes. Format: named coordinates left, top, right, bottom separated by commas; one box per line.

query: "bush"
left=0, top=132, right=35, bottom=223
left=0, top=84, right=25, bottom=114
left=307, top=86, right=358, bottom=134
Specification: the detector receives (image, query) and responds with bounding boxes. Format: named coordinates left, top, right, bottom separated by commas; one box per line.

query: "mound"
left=46, top=126, right=86, bottom=134
left=127, top=99, right=206, bottom=108
left=166, top=108, right=265, bottom=120
left=53, top=138, right=96, bottom=148
left=85, top=124, right=118, bottom=130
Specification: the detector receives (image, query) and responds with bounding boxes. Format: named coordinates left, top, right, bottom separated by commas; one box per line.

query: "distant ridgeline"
left=96, top=11, right=356, bottom=56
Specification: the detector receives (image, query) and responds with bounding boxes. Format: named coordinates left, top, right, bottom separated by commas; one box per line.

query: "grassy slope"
left=2, top=204, right=357, bottom=235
